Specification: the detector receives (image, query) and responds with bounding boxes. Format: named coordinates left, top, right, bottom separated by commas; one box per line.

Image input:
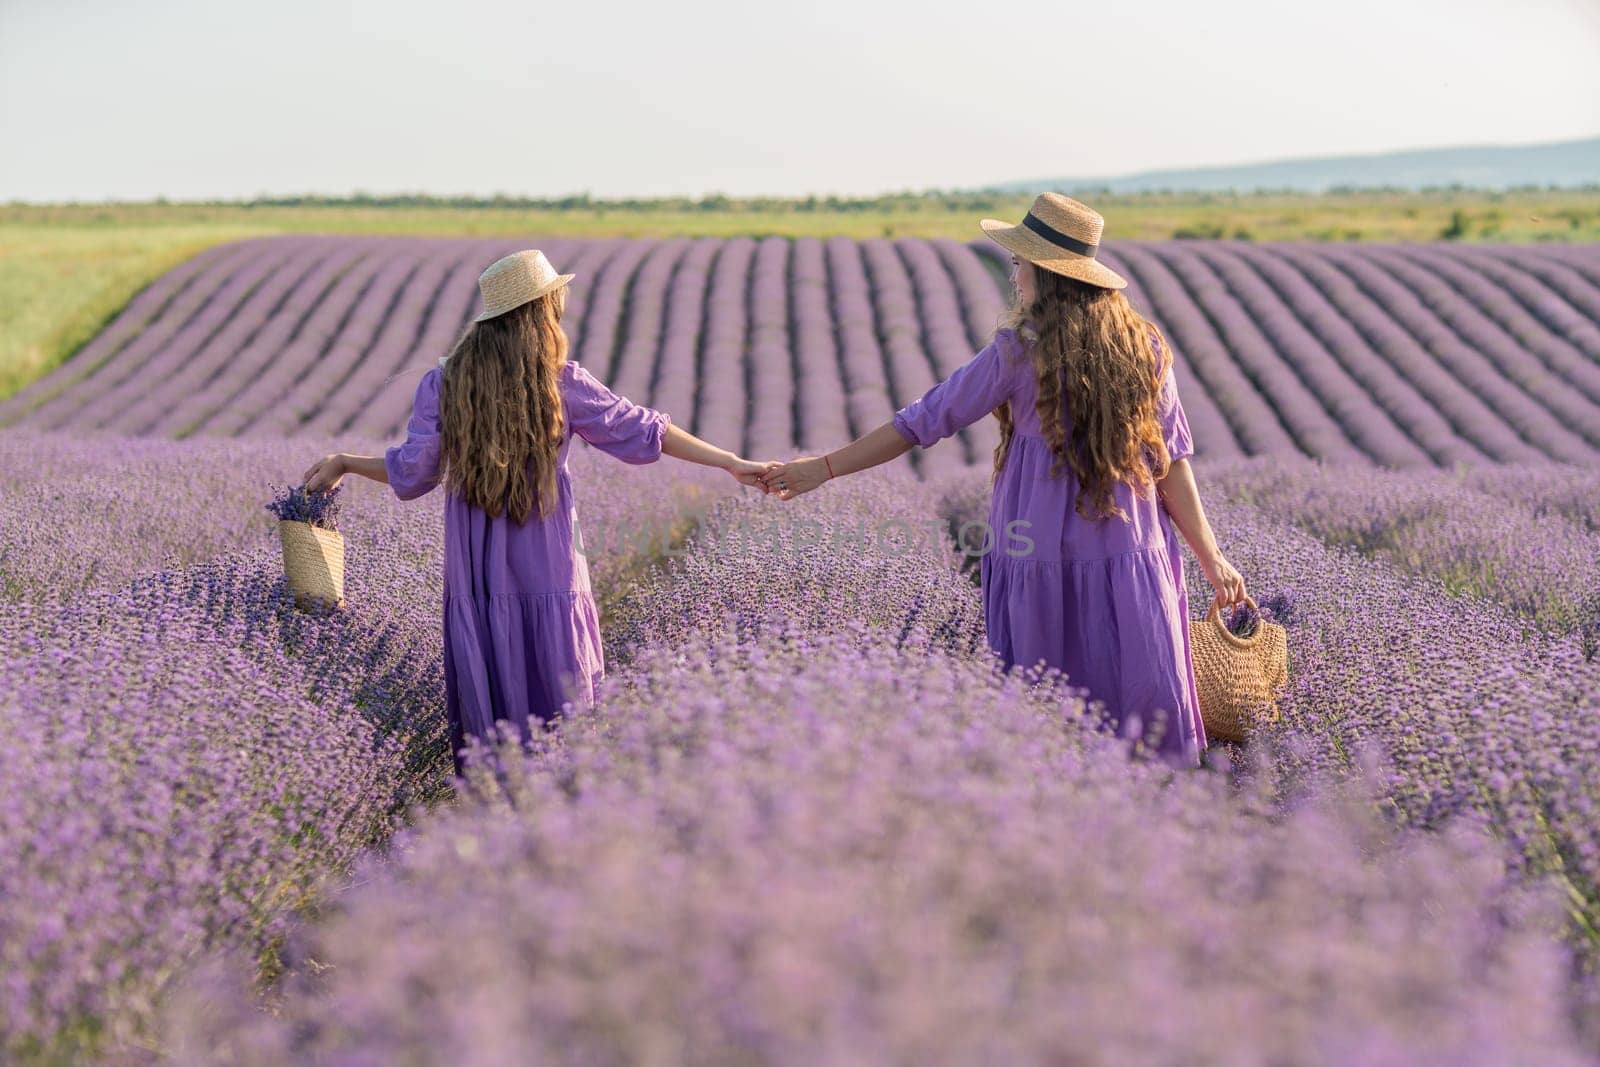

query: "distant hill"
left=988, top=136, right=1600, bottom=194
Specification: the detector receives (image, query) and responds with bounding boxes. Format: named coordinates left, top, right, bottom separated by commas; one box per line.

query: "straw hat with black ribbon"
left=473, top=249, right=575, bottom=323
left=980, top=192, right=1128, bottom=290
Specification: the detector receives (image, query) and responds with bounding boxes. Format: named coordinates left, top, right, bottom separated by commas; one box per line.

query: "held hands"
left=303, top=453, right=347, bottom=493
left=727, top=457, right=781, bottom=492
left=706, top=455, right=834, bottom=497
left=759, top=456, right=831, bottom=501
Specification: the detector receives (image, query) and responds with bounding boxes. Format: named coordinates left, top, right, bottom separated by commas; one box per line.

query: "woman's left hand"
left=303, top=453, right=347, bottom=493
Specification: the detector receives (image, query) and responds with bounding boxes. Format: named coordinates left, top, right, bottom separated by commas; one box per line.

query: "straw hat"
left=980, top=192, right=1127, bottom=290
left=473, top=249, right=575, bottom=323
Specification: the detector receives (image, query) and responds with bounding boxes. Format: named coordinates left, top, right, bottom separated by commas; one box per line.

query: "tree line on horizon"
left=30, top=182, right=1599, bottom=213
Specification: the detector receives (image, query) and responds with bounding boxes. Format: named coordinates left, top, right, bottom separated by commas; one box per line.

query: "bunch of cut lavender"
left=264, top=482, right=343, bottom=532
left=1224, top=599, right=1260, bottom=638
left=1221, top=590, right=1297, bottom=638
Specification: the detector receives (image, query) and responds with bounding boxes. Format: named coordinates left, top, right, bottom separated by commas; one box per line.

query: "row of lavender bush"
left=7, top=422, right=1599, bottom=1060
left=0, top=429, right=726, bottom=1062
left=154, top=457, right=1600, bottom=1063
left=0, top=429, right=723, bottom=611
left=934, top=459, right=1600, bottom=956
left=1202, top=456, right=1600, bottom=638
left=0, top=236, right=1010, bottom=468
left=12, top=236, right=1600, bottom=470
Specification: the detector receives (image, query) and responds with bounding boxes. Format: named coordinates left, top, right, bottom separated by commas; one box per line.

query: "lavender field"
left=3, top=426, right=1599, bottom=1062
left=3, top=233, right=1600, bottom=1062
left=4, top=236, right=1600, bottom=473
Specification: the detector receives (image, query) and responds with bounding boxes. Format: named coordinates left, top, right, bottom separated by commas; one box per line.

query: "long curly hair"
left=434, top=288, right=568, bottom=524
left=991, top=265, right=1175, bottom=523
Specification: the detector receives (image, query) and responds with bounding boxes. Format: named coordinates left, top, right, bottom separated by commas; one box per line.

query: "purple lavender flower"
left=1226, top=598, right=1260, bottom=637
left=0, top=427, right=728, bottom=1061
left=264, top=481, right=344, bottom=531
left=1256, top=588, right=1299, bottom=627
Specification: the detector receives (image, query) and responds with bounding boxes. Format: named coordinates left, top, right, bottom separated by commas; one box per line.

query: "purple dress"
left=385, top=358, right=672, bottom=775
left=892, top=327, right=1206, bottom=768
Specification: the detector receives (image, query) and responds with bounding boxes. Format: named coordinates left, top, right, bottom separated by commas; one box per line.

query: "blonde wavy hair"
left=992, top=266, right=1175, bottom=523
left=435, top=288, right=568, bottom=524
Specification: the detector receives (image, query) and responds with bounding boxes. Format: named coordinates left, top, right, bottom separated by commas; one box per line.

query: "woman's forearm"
left=761, top=420, right=918, bottom=497
left=1155, top=459, right=1219, bottom=565
left=662, top=424, right=739, bottom=468
left=825, top=421, right=913, bottom=477
left=341, top=454, right=389, bottom=484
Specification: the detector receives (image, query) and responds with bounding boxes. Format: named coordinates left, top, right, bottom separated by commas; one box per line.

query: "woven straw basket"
left=1193, top=595, right=1289, bottom=743
left=278, top=519, right=346, bottom=611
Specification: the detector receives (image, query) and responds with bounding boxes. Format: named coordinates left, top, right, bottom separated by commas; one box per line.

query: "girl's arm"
left=319, top=442, right=773, bottom=492
left=758, top=422, right=912, bottom=500
left=662, top=424, right=776, bottom=489
left=316, top=436, right=776, bottom=492
left=1156, top=459, right=1246, bottom=605
left=763, top=333, right=1016, bottom=500
left=341, top=454, right=387, bottom=484
left=303, top=452, right=387, bottom=492
left=305, top=370, right=444, bottom=497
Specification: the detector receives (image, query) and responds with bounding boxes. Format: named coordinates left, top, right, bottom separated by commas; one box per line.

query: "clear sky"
left=2, top=0, right=1597, bottom=201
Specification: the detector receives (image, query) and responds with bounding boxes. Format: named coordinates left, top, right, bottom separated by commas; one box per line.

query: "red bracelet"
left=823, top=453, right=836, bottom=480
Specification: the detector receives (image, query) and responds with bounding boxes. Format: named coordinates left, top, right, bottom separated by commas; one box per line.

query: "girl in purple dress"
left=303, top=250, right=774, bottom=776
left=762, top=194, right=1246, bottom=768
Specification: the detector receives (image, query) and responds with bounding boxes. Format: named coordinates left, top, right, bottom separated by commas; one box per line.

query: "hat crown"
left=474, top=249, right=573, bottom=322
left=479, top=249, right=560, bottom=297
left=1029, top=192, right=1105, bottom=246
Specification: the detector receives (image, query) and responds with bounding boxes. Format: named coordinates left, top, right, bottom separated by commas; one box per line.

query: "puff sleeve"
left=891, top=328, right=1021, bottom=448
left=563, top=361, right=672, bottom=464
left=384, top=368, right=444, bottom=501
left=1153, top=333, right=1194, bottom=463
left=1158, top=334, right=1196, bottom=463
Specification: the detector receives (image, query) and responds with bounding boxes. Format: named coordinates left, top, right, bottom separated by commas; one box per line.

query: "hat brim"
left=473, top=273, right=576, bottom=322
left=980, top=219, right=1126, bottom=290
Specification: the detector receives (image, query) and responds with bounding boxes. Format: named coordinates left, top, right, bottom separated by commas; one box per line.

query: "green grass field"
left=3, top=189, right=1596, bottom=404
left=0, top=223, right=271, bottom=400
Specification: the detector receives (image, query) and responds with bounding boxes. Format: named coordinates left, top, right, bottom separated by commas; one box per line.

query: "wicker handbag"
left=1193, top=595, right=1288, bottom=743
left=278, top=519, right=346, bottom=610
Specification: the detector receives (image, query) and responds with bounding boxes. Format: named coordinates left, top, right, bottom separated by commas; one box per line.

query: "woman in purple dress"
left=762, top=194, right=1246, bottom=769
left=304, top=250, right=773, bottom=776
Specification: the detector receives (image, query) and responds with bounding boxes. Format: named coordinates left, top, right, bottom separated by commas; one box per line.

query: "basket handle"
left=1205, top=592, right=1256, bottom=619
